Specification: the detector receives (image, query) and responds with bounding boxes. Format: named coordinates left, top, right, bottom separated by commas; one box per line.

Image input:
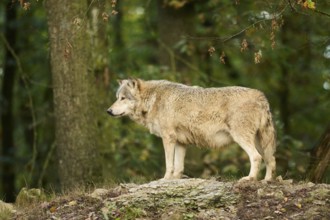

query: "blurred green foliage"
left=0, top=0, right=329, bottom=200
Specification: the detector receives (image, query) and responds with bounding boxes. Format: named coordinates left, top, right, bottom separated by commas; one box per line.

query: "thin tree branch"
left=157, top=39, right=177, bottom=73
left=173, top=51, right=203, bottom=75
left=1, top=33, right=38, bottom=184
left=38, top=142, right=56, bottom=187
left=313, top=8, right=330, bottom=18
left=221, top=19, right=266, bottom=43
left=286, top=0, right=311, bottom=16
left=185, top=6, right=287, bottom=44
left=287, top=0, right=330, bottom=18
left=1, top=33, right=23, bottom=73
left=157, top=38, right=204, bottom=75
left=185, top=18, right=270, bottom=43
left=287, top=0, right=295, bottom=12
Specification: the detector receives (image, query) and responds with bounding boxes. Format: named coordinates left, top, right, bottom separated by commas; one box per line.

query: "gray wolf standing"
left=107, top=79, right=276, bottom=181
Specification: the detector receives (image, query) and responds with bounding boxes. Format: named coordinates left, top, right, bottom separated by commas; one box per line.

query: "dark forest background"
left=0, top=0, right=329, bottom=202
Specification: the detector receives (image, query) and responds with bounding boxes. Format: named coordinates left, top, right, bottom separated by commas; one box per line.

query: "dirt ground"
left=10, top=178, right=330, bottom=220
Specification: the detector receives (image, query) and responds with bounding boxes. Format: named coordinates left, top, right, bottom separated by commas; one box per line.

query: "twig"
left=85, top=0, right=97, bottom=16
left=313, top=8, right=330, bottom=18
left=145, top=2, right=202, bottom=74
left=157, top=39, right=177, bottom=73
left=1, top=34, right=23, bottom=73
left=173, top=50, right=203, bottom=74
left=221, top=19, right=266, bottom=43
left=0, top=33, right=38, bottom=184
left=186, top=17, right=278, bottom=43
left=38, top=142, right=56, bottom=187
left=287, top=0, right=295, bottom=12
left=287, top=0, right=330, bottom=18
left=287, top=0, right=312, bottom=16
left=157, top=39, right=204, bottom=74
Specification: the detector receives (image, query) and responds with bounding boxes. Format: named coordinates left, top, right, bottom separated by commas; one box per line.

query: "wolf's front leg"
left=162, top=138, right=176, bottom=179
left=173, top=144, right=186, bottom=179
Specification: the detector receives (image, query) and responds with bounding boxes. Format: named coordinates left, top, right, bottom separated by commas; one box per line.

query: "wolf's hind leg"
left=173, top=144, right=186, bottom=179
left=263, top=149, right=276, bottom=181
left=235, top=138, right=262, bottom=181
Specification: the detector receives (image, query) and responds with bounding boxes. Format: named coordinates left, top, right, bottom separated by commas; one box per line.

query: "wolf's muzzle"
left=107, top=109, right=115, bottom=116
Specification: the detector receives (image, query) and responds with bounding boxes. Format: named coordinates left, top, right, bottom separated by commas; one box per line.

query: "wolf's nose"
left=107, top=109, right=114, bottom=116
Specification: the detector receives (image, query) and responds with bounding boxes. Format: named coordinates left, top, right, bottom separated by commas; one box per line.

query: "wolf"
left=107, top=79, right=276, bottom=182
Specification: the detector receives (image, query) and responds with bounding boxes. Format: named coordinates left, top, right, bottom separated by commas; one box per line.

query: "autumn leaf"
left=102, top=12, right=109, bottom=22
left=303, top=0, right=316, bottom=10
left=254, top=50, right=262, bottom=64
left=111, top=0, right=117, bottom=8
left=240, top=39, right=248, bottom=52
left=23, top=2, right=31, bottom=10
left=111, top=10, right=118, bottom=15
left=166, top=0, right=189, bottom=9
left=220, top=51, right=226, bottom=64
left=49, top=206, right=57, bottom=213
left=68, top=200, right=77, bottom=206
left=208, top=46, right=215, bottom=56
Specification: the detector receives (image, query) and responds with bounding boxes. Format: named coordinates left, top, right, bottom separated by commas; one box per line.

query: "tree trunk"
left=1, top=1, right=18, bottom=203
left=45, top=0, right=102, bottom=189
left=308, top=124, right=330, bottom=183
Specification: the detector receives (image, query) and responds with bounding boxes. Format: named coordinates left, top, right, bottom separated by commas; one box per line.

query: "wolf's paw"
left=261, top=179, right=273, bottom=184
left=161, top=176, right=181, bottom=181
left=160, top=177, right=171, bottom=181
left=172, top=173, right=183, bottom=179
left=262, top=176, right=273, bottom=183
left=162, top=172, right=173, bottom=180
left=238, top=176, right=256, bottom=182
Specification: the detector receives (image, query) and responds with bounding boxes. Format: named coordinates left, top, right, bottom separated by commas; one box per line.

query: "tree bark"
left=308, top=124, right=330, bottom=183
left=1, top=1, right=18, bottom=203
left=45, top=0, right=102, bottom=189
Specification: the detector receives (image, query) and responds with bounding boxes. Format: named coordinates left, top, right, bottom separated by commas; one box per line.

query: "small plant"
left=103, top=202, right=146, bottom=220
left=16, top=187, right=47, bottom=208
left=0, top=201, right=14, bottom=220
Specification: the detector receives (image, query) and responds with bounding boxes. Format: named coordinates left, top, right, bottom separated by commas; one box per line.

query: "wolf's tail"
left=258, top=108, right=276, bottom=154
left=257, top=107, right=277, bottom=180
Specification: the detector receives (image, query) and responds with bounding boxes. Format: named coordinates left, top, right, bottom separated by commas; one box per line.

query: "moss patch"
left=13, top=178, right=330, bottom=220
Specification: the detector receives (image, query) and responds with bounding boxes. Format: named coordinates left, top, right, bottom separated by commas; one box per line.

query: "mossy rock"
left=13, top=178, right=330, bottom=220
left=16, top=187, right=47, bottom=207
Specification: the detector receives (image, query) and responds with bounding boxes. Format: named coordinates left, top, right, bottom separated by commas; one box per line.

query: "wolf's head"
left=107, top=79, right=142, bottom=117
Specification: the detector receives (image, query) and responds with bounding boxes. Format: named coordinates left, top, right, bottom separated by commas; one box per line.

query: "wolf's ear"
left=117, top=79, right=123, bottom=85
left=127, top=79, right=141, bottom=91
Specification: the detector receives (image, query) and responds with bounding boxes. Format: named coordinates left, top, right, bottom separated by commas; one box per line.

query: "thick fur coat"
left=107, top=79, right=276, bottom=181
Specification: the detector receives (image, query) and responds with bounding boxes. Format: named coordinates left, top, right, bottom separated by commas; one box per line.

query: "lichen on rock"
left=12, top=178, right=330, bottom=220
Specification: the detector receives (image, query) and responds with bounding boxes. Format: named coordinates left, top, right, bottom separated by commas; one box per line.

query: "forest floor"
left=2, top=177, right=330, bottom=220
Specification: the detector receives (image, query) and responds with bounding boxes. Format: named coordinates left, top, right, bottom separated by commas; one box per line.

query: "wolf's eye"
left=120, top=97, right=126, bottom=101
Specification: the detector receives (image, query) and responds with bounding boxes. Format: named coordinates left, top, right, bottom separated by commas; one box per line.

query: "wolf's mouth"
left=112, top=112, right=125, bottom=117
left=107, top=109, right=125, bottom=117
